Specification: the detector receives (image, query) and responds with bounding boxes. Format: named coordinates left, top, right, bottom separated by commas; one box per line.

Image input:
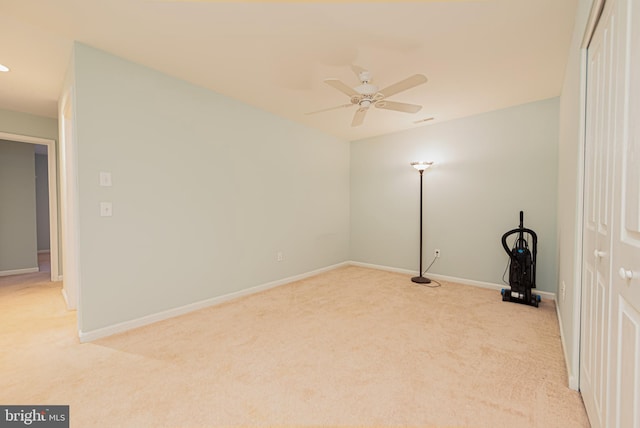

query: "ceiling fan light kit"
left=308, top=68, right=428, bottom=127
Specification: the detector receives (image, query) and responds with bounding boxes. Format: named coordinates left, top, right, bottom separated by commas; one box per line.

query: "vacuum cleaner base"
left=501, top=288, right=541, bottom=307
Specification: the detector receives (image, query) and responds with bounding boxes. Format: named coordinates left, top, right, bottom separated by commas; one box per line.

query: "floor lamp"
left=410, top=161, right=433, bottom=284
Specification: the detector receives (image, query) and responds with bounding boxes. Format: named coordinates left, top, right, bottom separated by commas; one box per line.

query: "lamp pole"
left=410, top=161, right=433, bottom=284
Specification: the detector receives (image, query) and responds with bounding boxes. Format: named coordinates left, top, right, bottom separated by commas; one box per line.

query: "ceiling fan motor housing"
left=355, top=82, right=378, bottom=95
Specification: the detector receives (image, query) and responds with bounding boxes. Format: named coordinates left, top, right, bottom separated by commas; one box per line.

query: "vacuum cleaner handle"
left=502, top=229, right=519, bottom=255
left=502, top=227, right=537, bottom=252
left=520, top=211, right=524, bottom=228
left=502, top=210, right=537, bottom=267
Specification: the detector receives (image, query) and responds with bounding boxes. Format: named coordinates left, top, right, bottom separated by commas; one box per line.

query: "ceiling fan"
left=307, top=67, right=428, bottom=127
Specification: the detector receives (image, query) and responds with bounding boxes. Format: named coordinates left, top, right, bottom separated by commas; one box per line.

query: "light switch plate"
left=99, top=172, right=112, bottom=187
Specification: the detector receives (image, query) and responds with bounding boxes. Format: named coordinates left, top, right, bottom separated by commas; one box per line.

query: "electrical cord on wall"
left=421, top=255, right=442, bottom=288
left=502, top=261, right=510, bottom=285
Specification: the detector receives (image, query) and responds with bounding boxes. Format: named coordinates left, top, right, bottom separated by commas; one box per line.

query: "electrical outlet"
left=561, top=281, right=566, bottom=301
left=277, top=251, right=283, bottom=262
left=434, top=249, right=441, bottom=258
left=100, top=202, right=112, bottom=217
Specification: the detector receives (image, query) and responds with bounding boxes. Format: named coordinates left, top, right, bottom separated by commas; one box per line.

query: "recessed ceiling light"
left=0, top=64, right=9, bottom=72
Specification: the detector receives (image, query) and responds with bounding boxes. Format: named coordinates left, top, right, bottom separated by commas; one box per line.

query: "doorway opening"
left=0, top=132, right=60, bottom=283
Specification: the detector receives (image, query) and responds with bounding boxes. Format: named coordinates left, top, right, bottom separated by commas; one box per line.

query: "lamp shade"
left=410, top=161, right=434, bottom=171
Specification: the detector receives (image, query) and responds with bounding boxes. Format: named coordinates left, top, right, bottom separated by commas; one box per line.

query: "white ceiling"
left=0, top=0, right=578, bottom=141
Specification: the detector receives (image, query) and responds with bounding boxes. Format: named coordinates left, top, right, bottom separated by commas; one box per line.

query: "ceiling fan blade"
left=378, top=74, right=427, bottom=98
left=324, top=79, right=359, bottom=97
left=375, top=100, right=422, bottom=114
left=352, top=107, right=368, bottom=127
left=305, top=103, right=354, bottom=115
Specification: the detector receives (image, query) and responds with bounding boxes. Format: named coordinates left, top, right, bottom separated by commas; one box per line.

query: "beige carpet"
left=0, top=266, right=589, bottom=427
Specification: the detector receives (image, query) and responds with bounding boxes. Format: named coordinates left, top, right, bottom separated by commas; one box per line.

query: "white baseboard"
left=349, top=261, right=416, bottom=276
left=347, top=261, right=557, bottom=301
left=0, top=267, right=39, bottom=277
left=79, top=261, right=350, bottom=343
left=77, top=261, right=559, bottom=342
left=556, top=300, right=579, bottom=390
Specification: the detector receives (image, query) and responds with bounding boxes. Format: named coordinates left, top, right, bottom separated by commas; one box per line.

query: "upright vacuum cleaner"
left=501, top=211, right=541, bottom=307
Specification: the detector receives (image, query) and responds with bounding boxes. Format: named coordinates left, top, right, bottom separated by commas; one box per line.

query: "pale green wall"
left=556, top=0, right=595, bottom=389
left=72, top=43, right=350, bottom=333
left=35, top=153, right=50, bottom=251
left=350, top=98, right=559, bottom=292
left=0, top=140, right=38, bottom=272
left=0, top=108, right=58, bottom=140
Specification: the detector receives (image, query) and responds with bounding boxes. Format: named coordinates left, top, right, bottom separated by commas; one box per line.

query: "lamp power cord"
left=420, top=254, right=442, bottom=288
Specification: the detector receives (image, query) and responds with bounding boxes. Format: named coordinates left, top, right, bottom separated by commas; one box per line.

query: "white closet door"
left=581, top=1, right=618, bottom=426
left=610, top=0, right=640, bottom=426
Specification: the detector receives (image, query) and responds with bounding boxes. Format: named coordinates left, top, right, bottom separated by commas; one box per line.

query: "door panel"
left=582, top=0, right=640, bottom=425
left=581, top=1, right=618, bottom=426
left=615, top=298, right=640, bottom=428
left=610, top=0, right=640, bottom=426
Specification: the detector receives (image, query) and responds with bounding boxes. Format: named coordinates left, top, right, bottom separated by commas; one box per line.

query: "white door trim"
left=566, top=0, right=607, bottom=394
left=0, top=131, right=60, bottom=282
left=581, top=0, right=606, bottom=48
left=58, top=84, right=80, bottom=312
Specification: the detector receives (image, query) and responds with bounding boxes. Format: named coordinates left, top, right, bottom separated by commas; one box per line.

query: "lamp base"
left=411, top=276, right=432, bottom=284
